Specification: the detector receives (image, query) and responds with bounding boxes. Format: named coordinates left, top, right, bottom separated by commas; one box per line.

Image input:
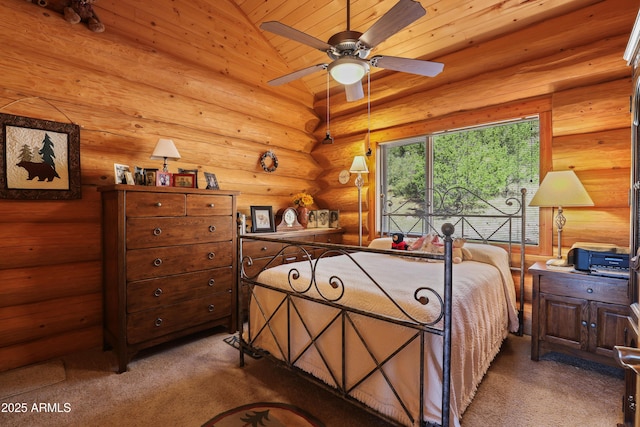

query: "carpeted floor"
left=0, top=328, right=625, bottom=427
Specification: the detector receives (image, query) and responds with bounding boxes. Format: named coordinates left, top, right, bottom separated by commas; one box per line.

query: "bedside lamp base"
left=546, top=257, right=574, bottom=271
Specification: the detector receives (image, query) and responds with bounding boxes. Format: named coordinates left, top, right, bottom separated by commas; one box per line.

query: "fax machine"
left=567, top=242, right=630, bottom=278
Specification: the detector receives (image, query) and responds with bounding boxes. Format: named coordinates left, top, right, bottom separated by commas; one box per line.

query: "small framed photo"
left=204, top=172, right=219, bottom=190
left=329, top=210, right=340, bottom=228
left=250, top=205, right=275, bottom=233
left=317, top=209, right=330, bottom=228
left=178, top=168, right=199, bottom=188
left=134, top=166, right=146, bottom=185
left=124, top=171, right=135, bottom=185
left=173, top=173, right=196, bottom=188
left=145, top=168, right=157, bottom=186
left=156, top=171, right=171, bottom=187
left=307, top=210, right=318, bottom=229
left=114, top=163, right=130, bottom=185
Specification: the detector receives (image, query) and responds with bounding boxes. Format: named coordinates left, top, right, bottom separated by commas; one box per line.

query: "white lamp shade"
left=529, top=170, right=594, bottom=207
left=328, top=57, right=368, bottom=85
left=349, top=156, right=369, bottom=174
left=150, top=138, right=181, bottom=160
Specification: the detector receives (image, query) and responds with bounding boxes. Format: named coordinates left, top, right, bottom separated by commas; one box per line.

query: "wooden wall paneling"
left=552, top=128, right=631, bottom=172
left=0, top=293, right=101, bottom=348
left=321, top=0, right=632, bottom=117
left=0, top=262, right=102, bottom=308
left=561, top=208, right=631, bottom=247
left=325, top=38, right=630, bottom=140
left=579, top=168, right=631, bottom=209
left=552, top=78, right=632, bottom=136
left=0, top=326, right=102, bottom=373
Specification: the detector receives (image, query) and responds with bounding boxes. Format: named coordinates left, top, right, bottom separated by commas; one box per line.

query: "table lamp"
left=529, top=170, right=594, bottom=267
left=150, top=138, right=181, bottom=172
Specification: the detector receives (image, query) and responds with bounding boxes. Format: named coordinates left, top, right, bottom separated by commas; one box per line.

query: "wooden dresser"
left=530, top=262, right=629, bottom=367
left=99, top=185, right=238, bottom=372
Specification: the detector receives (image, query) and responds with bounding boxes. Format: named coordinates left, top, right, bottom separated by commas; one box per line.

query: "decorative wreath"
left=260, top=150, right=278, bottom=173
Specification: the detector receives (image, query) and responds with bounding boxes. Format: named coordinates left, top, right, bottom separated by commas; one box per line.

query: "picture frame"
left=134, top=166, right=146, bottom=185
left=329, top=210, right=340, bottom=228
left=178, top=168, right=199, bottom=188
left=124, top=171, right=135, bottom=185
left=0, top=113, right=81, bottom=199
left=156, top=171, right=171, bottom=187
left=172, top=173, right=196, bottom=188
left=114, top=163, right=130, bottom=185
left=307, top=210, right=318, bottom=229
left=145, top=168, right=157, bottom=186
left=250, top=205, right=275, bottom=233
left=316, top=209, right=330, bottom=228
left=204, top=171, right=219, bottom=190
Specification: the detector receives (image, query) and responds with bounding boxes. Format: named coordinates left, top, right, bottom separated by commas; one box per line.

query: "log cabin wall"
left=0, top=0, right=634, bottom=372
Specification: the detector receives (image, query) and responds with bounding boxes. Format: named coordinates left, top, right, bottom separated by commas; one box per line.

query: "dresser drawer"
left=126, top=192, right=186, bottom=217
left=538, top=273, right=628, bottom=305
left=126, top=216, right=234, bottom=249
left=126, top=241, right=234, bottom=281
left=243, top=239, right=284, bottom=258
left=127, top=293, right=232, bottom=344
left=127, top=267, right=233, bottom=313
left=187, top=194, right=233, bottom=216
left=314, top=232, right=343, bottom=244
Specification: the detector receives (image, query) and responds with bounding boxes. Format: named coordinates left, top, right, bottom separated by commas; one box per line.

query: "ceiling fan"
left=261, top=0, right=444, bottom=102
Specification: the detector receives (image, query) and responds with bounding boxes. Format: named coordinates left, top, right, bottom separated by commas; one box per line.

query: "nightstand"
left=529, top=262, right=630, bottom=367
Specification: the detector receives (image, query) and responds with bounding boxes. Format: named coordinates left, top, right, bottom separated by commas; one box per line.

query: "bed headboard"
left=382, top=186, right=527, bottom=334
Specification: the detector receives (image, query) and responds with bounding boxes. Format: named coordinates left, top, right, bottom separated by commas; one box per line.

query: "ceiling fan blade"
left=370, top=55, right=444, bottom=77
left=359, top=0, right=426, bottom=48
left=260, top=21, right=332, bottom=51
left=345, top=81, right=364, bottom=102
left=267, top=64, right=327, bottom=86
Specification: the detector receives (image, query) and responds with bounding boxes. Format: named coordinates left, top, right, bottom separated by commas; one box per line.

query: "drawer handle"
left=261, top=246, right=268, bottom=251
left=153, top=258, right=162, bottom=267
left=227, top=289, right=232, bottom=293
left=153, top=227, right=162, bottom=236
left=155, top=202, right=162, bottom=207
left=153, top=288, right=163, bottom=297
left=591, top=323, right=597, bottom=329
left=208, top=252, right=215, bottom=260
left=587, top=288, right=593, bottom=293
left=208, top=278, right=215, bottom=286
left=208, top=203, right=215, bottom=208
left=581, top=321, right=588, bottom=327
left=154, top=318, right=163, bottom=327
left=208, top=304, right=215, bottom=312
left=209, top=225, right=216, bottom=233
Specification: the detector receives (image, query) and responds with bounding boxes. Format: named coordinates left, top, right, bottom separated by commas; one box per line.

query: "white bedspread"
left=247, top=243, right=518, bottom=426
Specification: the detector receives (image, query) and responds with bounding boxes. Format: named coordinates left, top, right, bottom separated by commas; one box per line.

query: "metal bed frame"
left=235, top=188, right=527, bottom=427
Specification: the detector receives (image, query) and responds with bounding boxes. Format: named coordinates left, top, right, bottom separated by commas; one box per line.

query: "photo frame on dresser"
left=250, top=205, right=275, bottom=233
left=204, top=172, right=219, bottom=190
left=178, top=168, right=199, bottom=188
left=0, top=113, right=81, bottom=200
left=172, top=173, right=195, bottom=188
left=156, top=171, right=171, bottom=187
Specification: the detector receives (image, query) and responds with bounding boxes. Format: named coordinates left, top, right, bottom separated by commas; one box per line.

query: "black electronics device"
left=568, top=247, right=630, bottom=278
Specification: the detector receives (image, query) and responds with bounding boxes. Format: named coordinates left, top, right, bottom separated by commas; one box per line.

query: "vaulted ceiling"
left=231, top=0, right=607, bottom=103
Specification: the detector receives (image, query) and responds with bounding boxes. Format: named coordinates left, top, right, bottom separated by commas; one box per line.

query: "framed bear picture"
left=0, top=113, right=81, bottom=199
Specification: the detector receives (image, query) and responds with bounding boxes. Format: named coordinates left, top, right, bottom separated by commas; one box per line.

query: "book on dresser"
left=99, top=184, right=239, bottom=373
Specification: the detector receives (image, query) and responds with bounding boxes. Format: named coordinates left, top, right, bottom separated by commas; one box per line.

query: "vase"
left=296, top=206, right=309, bottom=228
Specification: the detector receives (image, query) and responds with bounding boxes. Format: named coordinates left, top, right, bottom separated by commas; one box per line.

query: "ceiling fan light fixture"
left=328, top=57, right=368, bottom=85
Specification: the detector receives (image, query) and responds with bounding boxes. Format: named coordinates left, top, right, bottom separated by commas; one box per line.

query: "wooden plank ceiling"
left=231, top=0, right=605, bottom=103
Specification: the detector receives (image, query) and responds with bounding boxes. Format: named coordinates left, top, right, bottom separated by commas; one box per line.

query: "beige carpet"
left=0, top=329, right=624, bottom=427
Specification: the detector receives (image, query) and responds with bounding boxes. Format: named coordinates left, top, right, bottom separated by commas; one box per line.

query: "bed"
left=237, top=188, right=527, bottom=427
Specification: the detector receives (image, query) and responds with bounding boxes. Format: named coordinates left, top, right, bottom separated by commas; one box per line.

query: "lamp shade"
left=150, top=138, right=181, bottom=160
left=529, top=170, right=593, bottom=207
left=349, top=156, right=369, bottom=174
left=328, top=57, right=368, bottom=85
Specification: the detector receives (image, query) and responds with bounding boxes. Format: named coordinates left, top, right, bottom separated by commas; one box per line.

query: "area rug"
left=202, top=402, right=325, bottom=427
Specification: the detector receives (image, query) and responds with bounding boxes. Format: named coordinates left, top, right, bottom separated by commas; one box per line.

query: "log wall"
left=0, top=0, right=634, bottom=371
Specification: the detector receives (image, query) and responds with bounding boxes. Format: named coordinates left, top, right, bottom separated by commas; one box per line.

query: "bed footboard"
left=237, top=224, right=456, bottom=427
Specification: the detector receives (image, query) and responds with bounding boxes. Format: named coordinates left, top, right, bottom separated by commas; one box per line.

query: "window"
left=379, top=118, right=540, bottom=244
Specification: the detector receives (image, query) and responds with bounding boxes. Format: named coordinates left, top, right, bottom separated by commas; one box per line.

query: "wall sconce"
left=350, top=155, right=369, bottom=246
left=150, top=138, right=181, bottom=172
left=529, top=170, right=594, bottom=267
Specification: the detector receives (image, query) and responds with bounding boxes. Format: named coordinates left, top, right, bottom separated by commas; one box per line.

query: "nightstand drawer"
left=538, top=273, right=628, bottom=305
